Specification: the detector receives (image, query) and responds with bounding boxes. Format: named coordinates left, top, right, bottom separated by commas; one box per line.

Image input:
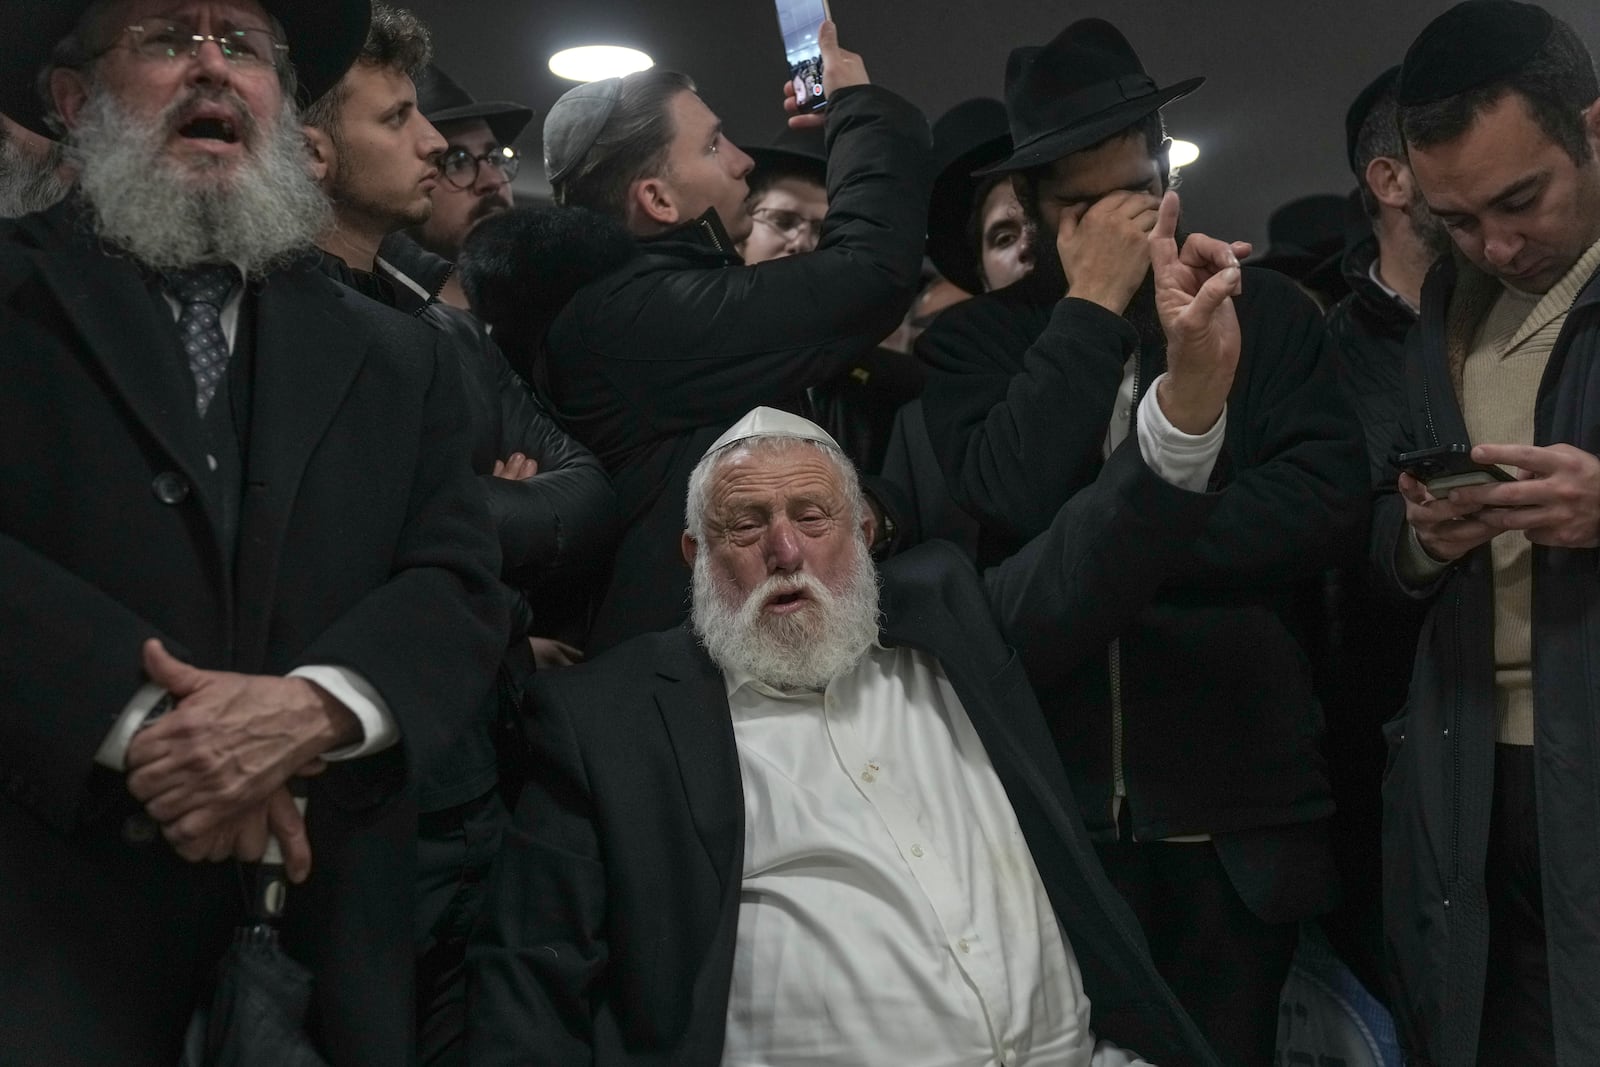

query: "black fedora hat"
left=925, top=98, right=1012, bottom=295
left=0, top=0, right=372, bottom=138
left=977, top=18, right=1202, bottom=177
left=742, top=125, right=827, bottom=188
left=416, top=64, right=534, bottom=147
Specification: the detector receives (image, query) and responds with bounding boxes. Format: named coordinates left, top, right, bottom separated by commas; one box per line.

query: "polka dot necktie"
left=164, top=264, right=240, bottom=416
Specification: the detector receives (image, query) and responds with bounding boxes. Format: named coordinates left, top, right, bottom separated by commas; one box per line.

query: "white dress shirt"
left=94, top=279, right=396, bottom=768
left=720, top=388, right=1220, bottom=1065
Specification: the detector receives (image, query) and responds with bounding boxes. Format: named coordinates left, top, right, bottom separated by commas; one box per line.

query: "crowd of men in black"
left=2, top=0, right=1599, bottom=1064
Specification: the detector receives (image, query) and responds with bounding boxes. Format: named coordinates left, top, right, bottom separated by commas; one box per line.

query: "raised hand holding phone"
left=784, top=20, right=871, bottom=129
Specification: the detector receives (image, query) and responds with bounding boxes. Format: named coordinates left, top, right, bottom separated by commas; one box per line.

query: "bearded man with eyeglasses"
left=0, top=1, right=511, bottom=1062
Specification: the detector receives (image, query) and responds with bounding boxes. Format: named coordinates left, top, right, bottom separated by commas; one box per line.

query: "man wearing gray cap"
left=470, top=196, right=1246, bottom=1065
left=0, top=0, right=505, bottom=1061
left=521, top=20, right=931, bottom=653
left=1374, top=2, right=1600, bottom=1063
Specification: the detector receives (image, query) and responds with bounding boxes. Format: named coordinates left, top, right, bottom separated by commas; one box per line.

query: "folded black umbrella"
left=179, top=797, right=328, bottom=1067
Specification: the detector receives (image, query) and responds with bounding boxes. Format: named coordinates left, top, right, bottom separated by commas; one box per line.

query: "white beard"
left=69, top=82, right=329, bottom=278
left=691, top=533, right=881, bottom=691
left=0, top=130, right=69, bottom=218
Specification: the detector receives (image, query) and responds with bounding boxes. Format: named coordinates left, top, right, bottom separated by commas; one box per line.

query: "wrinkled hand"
left=1448, top=443, right=1600, bottom=549
left=178, top=786, right=313, bottom=883
left=528, top=636, right=585, bottom=669
left=125, top=640, right=358, bottom=859
left=492, top=452, right=540, bottom=480
left=1398, top=471, right=1499, bottom=562
left=1058, top=190, right=1160, bottom=312
left=1149, top=191, right=1246, bottom=435
left=785, top=21, right=869, bottom=129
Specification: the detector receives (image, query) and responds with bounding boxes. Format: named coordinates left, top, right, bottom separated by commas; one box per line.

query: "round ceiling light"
left=1169, top=139, right=1200, bottom=168
left=548, top=45, right=655, bottom=82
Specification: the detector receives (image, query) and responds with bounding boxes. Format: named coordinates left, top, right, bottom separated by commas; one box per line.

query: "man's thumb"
left=142, top=638, right=201, bottom=696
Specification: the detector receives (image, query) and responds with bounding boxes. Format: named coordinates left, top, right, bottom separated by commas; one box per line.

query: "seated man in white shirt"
left=469, top=193, right=1241, bottom=1065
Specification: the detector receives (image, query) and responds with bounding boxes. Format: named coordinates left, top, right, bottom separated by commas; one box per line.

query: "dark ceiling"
left=409, top=0, right=1600, bottom=248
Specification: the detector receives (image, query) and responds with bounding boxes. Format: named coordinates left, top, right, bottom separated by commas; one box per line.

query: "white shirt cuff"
left=98, top=666, right=397, bottom=771
left=290, top=666, right=398, bottom=760
left=1135, top=372, right=1227, bottom=492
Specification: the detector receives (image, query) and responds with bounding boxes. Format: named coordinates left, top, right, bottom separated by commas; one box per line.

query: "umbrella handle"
left=261, top=793, right=308, bottom=866
left=254, top=793, right=308, bottom=921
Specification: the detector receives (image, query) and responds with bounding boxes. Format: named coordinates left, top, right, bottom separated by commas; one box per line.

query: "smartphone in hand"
left=775, top=0, right=831, bottom=113
left=1391, top=444, right=1516, bottom=496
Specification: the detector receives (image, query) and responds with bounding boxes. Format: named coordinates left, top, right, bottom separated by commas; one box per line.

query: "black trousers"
left=1478, top=744, right=1554, bottom=1065
left=415, top=788, right=509, bottom=1067
left=1096, top=838, right=1299, bottom=1067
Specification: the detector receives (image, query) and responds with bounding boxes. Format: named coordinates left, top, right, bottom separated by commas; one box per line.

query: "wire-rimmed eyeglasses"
left=115, top=19, right=289, bottom=67
left=440, top=145, right=521, bottom=189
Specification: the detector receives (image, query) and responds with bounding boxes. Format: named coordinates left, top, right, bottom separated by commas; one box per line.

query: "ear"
left=49, top=67, right=91, bottom=132
left=1364, top=156, right=1411, bottom=211
left=1583, top=97, right=1600, bottom=155
left=680, top=530, right=699, bottom=568
left=628, top=174, right=680, bottom=230
left=302, top=124, right=334, bottom=185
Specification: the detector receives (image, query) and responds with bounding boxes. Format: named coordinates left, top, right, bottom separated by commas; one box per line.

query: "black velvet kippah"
left=1345, top=66, right=1400, bottom=173
left=1398, top=0, right=1554, bottom=105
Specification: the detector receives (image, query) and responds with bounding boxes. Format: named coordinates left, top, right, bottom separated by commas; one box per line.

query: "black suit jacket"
left=469, top=444, right=1224, bottom=1065
left=0, top=203, right=506, bottom=1065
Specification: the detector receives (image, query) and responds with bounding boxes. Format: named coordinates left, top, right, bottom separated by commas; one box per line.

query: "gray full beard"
left=69, top=83, right=329, bottom=278
left=691, top=535, right=882, bottom=692
left=0, top=131, right=70, bottom=218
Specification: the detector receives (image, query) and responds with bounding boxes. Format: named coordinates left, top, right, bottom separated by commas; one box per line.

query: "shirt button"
left=206, top=453, right=218, bottom=472
left=957, top=938, right=971, bottom=953
left=151, top=471, right=191, bottom=505
left=910, top=844, right=924, bottom=858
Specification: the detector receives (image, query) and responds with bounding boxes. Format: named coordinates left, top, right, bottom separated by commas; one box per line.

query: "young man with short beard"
left=0, top=1, right=506, bottom=1062
left=917, top=19, right=1368, bottom=1064
left=301, top=9, right=617, bottom=1061
left=471, top=185, right=1252, bottom=1063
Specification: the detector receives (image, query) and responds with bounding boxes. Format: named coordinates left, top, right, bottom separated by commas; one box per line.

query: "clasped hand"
left=1402, top=442, right=1600, bottom=561
left=122, top=639, right=361, bottom=882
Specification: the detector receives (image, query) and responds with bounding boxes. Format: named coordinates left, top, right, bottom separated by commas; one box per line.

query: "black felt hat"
left=416, top=64, right=534, bottom=147
left=1249, top=193, right=1350, bottom=284
left=925, top=98, right=1013, bottom=295
left=0, top=0, right=371, bottom=137
left=977, top=18, right=1202, bottom=177
left=1398, top=0, right=1554, bottom=106
left=1345, top=65, right=1400, bottom=175
left=742, top=125, right=827, bottom=188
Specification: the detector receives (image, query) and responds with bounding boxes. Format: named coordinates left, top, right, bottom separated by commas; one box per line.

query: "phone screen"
left=775, top=0, right=829, bottom=112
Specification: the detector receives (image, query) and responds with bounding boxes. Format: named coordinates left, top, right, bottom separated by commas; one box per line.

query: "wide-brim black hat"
left=742, top=125, right=827, bottom=187
left=1248, top=193, right=1350, bottom=292
left=0, top=0, right=372, bottom=137
left=416, top=64, right=534, bottom=147
left=926, top=98, right=1013, bottom=295
left=977, top=18, right=1202, bottom=177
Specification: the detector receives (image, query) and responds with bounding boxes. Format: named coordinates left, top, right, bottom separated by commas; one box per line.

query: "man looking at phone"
left=1373, top=2, right=1600, bottom=1062
left=917, top=19, right=1367, bottom=1063
left=526, top=19, right=930, bottom=651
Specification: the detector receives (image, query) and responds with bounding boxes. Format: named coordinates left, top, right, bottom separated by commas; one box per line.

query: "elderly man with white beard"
left=0, top=114, right=71, bottom=217
left=470, top=192, right=1243, bottom=1066
left=0, top=1, right=505, bottom=1063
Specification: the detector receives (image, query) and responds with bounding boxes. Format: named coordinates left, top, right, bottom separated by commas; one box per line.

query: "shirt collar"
left=720, top=637, right=890, bottom=702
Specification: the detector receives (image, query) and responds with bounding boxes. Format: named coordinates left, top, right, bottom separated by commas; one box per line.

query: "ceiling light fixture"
left=548, top=45, right=655, bottom=82
left=1169, top=139, right=1200, bottom=168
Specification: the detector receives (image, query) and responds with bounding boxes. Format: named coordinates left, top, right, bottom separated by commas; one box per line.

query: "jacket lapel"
left=33, top=243, right=226, bottom=540
left=652, top=628, right=744, bottom=893
left=233, top=266, right=369, bottom=663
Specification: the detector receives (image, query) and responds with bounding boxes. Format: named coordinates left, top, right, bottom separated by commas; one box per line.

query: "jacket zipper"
left=1108, top=348, right=1142, bottom=840
left=1449, top=585, right=1463, bottom=903
left=698, top=217, right=726, bottom=256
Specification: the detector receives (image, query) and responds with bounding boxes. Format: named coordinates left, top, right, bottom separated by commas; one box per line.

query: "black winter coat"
left=1372, top=254, right=1600, bottom=1066
left=919, top=266, right=1368, bottom=919
left=537, top=84, right=933, bottom=651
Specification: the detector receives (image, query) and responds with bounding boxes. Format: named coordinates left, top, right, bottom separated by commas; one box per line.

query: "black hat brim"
left=425, top=101, right=535, bottom=147
left=926, top=133, right=1012, bottom=295
left=744, top=143, right=828, bottom=187
left=974, top=76, right=1203, bottom=177
left=0, top=0, right=371, bottom=137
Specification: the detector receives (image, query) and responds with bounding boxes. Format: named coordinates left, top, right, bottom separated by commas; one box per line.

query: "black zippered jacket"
left=537, top=84, right=932, bottom=652
left=919, top=265, right=1367, bottom=919
left=1371, top=253, right=1600, bottom=1066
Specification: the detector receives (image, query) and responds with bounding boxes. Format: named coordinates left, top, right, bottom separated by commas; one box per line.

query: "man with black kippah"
left=918, top=19, right=1367, bottom=1063
left=1374, top=2, right=1600, bottom=1063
